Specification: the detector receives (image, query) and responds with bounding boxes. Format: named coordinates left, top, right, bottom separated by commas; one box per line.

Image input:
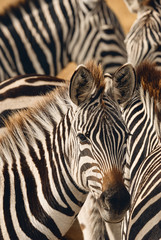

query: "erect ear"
left=69, top=65, right=95, bottom=106
left=112, top=64, right=136, bottom=106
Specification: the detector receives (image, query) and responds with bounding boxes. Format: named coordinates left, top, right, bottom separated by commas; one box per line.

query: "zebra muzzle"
left=97, top=170, right=130, bottom=222
left=97, top=184, right=130, bottom=223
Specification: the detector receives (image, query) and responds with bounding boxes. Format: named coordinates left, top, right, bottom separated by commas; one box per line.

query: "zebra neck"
left=123, top=90, right=160, bottom=190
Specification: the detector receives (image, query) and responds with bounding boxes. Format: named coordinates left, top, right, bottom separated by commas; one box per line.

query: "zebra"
left=0, top=0, right=127, bottom=81
left=2, top=61, right=161, bottom=239
left=124, top=0, right=161, bottom=69
left=0, top=72, right=109, bottom=239
left=123, top=144, right=161, bottom=240
left=79, top=61, right=161, bottom=239
left=0, top=61, right=132, bottom=239
left=121, top=61, right=161, bottom=239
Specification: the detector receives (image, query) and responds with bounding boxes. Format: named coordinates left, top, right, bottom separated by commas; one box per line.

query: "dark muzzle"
left=97, top=184, right=130, bottom=223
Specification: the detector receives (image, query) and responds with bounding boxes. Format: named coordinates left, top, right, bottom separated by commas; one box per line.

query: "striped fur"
left=124, top=0, right=156, bottom=13
left=83, top=62, right=161, bottom=240
left=0, top=74, right=66, bottom=130
left=124, top=145, right=161, bottom=239
left=121, top=62, right=161, bottom=239
left=0, top=62, right=131, bottom=239
left=125, top=0, right=161, bottom=69
left=0, top=0, right=126, bottom=81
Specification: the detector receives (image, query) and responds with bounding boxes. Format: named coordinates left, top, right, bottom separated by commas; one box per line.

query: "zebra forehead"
left=85, top=61, right=105, bottom=90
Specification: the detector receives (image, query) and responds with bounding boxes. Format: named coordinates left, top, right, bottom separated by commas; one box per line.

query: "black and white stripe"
left=123, top=145, right=161, bottom=239
left=0, top=62, right=131, bottom=239
left=121, top=62, right=161, bottom=239
left=0, top=0, right=127, bottom=81
left=125, top=0, right=161, bottom=69
left=78, top=62, right=161, bottom=240
left=0, top=74, right=66, bottom=130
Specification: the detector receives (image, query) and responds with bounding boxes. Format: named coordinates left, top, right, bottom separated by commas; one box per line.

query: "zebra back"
left=0, top=74, right=67, bottom=130
left=0, top=0, right=126, bottom=81
left=125, top=0, right=161, bottom=68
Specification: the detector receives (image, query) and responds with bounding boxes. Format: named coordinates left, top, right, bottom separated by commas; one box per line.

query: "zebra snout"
left=97, top=184, right=130, bottom=223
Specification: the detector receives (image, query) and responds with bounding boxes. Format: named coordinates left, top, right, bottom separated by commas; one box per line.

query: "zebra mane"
left=86, top=61, right=105, bottom=89
left=136, top=61, right=161, bottom=120
left=0, top=84, right=70, bottom=156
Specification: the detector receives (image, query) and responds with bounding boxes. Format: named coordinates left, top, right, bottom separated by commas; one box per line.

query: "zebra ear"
left=69, top=65, right=94, bottom=106
left=112, top=64, right=136, bottom=106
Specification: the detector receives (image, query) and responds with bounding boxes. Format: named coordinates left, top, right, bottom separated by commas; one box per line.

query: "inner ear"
left=69, top=66, right=95, bottom=106
left=112, top=64, right=136, bottom=106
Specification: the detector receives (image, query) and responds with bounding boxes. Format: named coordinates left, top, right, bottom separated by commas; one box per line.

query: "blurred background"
left=0, top=0, right=136, bottom=80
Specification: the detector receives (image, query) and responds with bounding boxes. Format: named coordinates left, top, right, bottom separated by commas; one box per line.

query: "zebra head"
left=68, top=62, right=134, bottom=222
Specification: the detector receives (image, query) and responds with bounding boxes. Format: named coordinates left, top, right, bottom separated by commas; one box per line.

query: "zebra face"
left=69, top=62, right=134, bottom=222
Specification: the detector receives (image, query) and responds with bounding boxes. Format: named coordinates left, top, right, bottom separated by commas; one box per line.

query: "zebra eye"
left=77, top=133, right=90, bottom=144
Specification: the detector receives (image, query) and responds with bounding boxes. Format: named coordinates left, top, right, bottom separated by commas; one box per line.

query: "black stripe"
left=130, top=188, right=161, bottom=240
left=12, top=160, right=48, bottom=240
left=19, top=148, right=63, bottom=239
left=0, top=75, right=65, bottom=89
left=3, top=163, right=19, bottom=239
left=0, top=85, right=57, bottom=101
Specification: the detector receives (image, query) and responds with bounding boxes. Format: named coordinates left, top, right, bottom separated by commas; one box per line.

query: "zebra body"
left=125, top=0, right=161, bottom=68
left=0, top=0, right=126, bottom=81
left=0, top=62, right=131, bottom=239
left=121, top=62, right=161, bottom=239
left=124, top=144, right=161, bottom=239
